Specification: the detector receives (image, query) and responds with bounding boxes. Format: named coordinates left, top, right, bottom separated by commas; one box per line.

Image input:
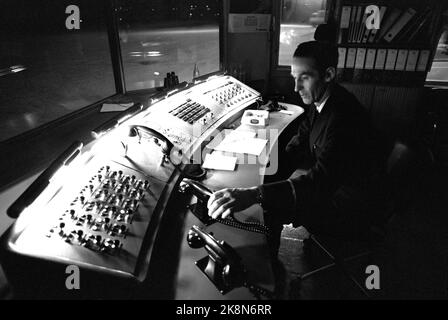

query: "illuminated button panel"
left=169, top=99, right=211, bottom=125
left=46, top=165, right=150, bottom=255
left=208, top=81, right=255, bottom=108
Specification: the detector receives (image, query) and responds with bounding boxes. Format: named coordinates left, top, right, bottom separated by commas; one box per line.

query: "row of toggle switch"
left=209, top=83, right=254, bottom=107
left=47, top=223, right=123, bottom=254
left=46, top=165, right=151, bottom=256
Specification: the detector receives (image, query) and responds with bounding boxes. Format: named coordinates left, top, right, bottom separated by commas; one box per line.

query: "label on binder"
left=365, top=49, right=376, bottom=69
left=346, top=48, right=357, bottom=68
left=340, top=6, right=352, bottom=28
left=416, top=50, right=430, bottom=72
left=374, top=49, right=387, bottom=70
left=385, top=49, right=398, bottom=70
left=405, top=50, right=419, bottom=71
left=395, top=50, right=408, bottom=71
left=338, top=47, right=347, bottom=68
left=355, top=48, right=366, bottom=69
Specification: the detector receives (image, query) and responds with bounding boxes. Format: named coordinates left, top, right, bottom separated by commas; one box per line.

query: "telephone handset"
left=179, top=178, right=269, bottom=235
left=127, top=125, right=207, bottom=180
left=128, top=125, right=174, bottom=157
left=187, top=225, right=245, bottom=294
left=187, top=225, right=275, bottom=299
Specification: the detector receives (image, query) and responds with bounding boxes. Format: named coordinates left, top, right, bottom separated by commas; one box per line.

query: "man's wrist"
left=253, top=186, right=263, bottom=206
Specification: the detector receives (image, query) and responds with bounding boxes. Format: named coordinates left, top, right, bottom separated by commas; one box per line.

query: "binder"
left=346, top=48, right=357, bottom=68
left=374, top=49, right=387, bottom=70
left=348, top=5, right=357, bottom=43
left=405, top=50, right=420, bottom=84
left=338, top=6, right=352, bottom=43
left=361, top=27, right=372, bottom=44
left=353, top=48, right=366, bottom=82
left=365, top=49, right=377, bottom=69
left=337, top=47, right=347, bottom=68
left=350, top=6, right=363, bottom=43
left=383, top=8, right=417, bottom=43
left=365, top=6, right=387, bottom=43
left=394, top=49, right=408, bottom=84
left=395, top=7, right=431, bottom=43
left=385, top=49, right=398, bottom=70
left=364, top=48, right=377, bottom=82
left=356, top=8, right=369, bottom=43
left=395, top=50, right=408, bottom=71
left=340, top=6, right=352, bottom=28
left=373, top=48, right=387, bottom=82
left=416, top=50, right=430, bottom=72
left=337, top=47, right=347, bottom=81
left=345, top=48, right=357, bottom=81
left=407, top=9, right=432, bottom=43
left=375, top=8, right=402, bottom=42
left=405, top=50, right=419, bottom=71
left=384, top=49, right=398, bottom=84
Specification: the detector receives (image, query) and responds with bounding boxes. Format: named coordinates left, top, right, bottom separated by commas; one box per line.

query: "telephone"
left=187, top=225, right=275, bottom=299
left=187, top=225, right=245, bottom=294
left=179, top=178, right=269, bottom=235
left=127, top=125, right=207, bottom=180
left=128, top=125, right=174, bottom=158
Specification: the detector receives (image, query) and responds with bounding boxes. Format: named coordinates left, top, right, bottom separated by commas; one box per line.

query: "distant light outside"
left=117, top=0, right=221, bottom=92
left=0, top=1, right=115, bottom=142
left=278, top=0, right=327, bottom=66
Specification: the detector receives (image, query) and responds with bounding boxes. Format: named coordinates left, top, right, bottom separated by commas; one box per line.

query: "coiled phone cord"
left=212, top=216, right=270, bottom=236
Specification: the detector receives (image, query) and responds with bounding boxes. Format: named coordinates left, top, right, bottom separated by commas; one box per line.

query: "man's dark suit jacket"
left=261, top=83, right=385, bottom=235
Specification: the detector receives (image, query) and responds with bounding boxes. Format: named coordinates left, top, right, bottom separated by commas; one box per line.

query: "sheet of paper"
left=226, top=130, right=257, bottom=140
left=202, top=153, right=237, bottom=171
left=100, top=103, right=134, bottom=113
left=212, top=133, right=268, bottom=156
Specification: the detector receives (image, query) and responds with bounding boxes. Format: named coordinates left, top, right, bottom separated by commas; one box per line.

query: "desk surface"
left=174, top=103, right=304, bottom=300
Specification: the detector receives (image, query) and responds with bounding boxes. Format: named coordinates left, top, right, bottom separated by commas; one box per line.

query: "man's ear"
left=324, top=67, right=336, bottom=82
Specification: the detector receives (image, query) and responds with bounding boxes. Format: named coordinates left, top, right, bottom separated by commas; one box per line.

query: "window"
left=278, top=0, right=327, bottom=66
left=0, top=1, right=116, bottom=142
left=426, top=29, right=448, bottom=84
left=117, top=0, right=222, bottom=92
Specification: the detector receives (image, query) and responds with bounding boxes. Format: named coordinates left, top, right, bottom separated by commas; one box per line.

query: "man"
left=207, top=41, right=384, bottom=252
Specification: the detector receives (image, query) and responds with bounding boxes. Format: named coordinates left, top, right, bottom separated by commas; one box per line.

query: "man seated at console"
left=207, top=40, right=385, bottom=255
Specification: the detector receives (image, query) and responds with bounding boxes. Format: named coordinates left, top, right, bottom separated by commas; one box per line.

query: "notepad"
left=202, top=153, right=237, bottom=171
left=100, top=103, right=134, bottom=112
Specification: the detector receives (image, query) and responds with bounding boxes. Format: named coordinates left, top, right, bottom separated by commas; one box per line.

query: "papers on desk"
left=211, top=130, right=268, bottom=156
left=100, top=102, right=134, bottom=112
left=202, top=153, right=237, bottom=171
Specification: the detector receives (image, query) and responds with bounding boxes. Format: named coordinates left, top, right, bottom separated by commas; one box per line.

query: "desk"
left=175, top=103, right=304, bottom=300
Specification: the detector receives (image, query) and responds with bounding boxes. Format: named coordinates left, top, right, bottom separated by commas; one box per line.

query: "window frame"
left=0, top=0, right=123, bottom=145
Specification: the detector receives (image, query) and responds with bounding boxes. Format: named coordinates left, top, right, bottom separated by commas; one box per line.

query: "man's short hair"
left=293, top=41, right=338, bottom=73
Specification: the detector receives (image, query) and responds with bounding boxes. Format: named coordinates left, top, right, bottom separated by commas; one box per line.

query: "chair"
left=290, top=139, right=429, bottom=299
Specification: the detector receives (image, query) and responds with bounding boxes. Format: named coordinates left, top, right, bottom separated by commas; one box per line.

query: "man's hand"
left=207, top=187, right=259, bottom=219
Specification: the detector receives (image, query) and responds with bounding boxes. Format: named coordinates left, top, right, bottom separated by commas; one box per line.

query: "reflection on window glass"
left=0, top=1, right=115, bottom=142
left=278, top=0, right=327, bottom=66
left=117, top=0, right=221, bottom=91
left=427, top=30, right=448, bottom=83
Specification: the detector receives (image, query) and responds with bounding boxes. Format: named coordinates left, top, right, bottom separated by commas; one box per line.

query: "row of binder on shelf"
left=338, top=4, right=433, bottom=44
left=336, top=47, right=431, bottom=84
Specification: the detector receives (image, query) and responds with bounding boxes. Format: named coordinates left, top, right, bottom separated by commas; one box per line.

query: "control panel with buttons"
left=133, top=75, right=260, bottom=158
left=7, top=159, right=169, bottom=279
left=45, top=165, right=150, bottom=256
